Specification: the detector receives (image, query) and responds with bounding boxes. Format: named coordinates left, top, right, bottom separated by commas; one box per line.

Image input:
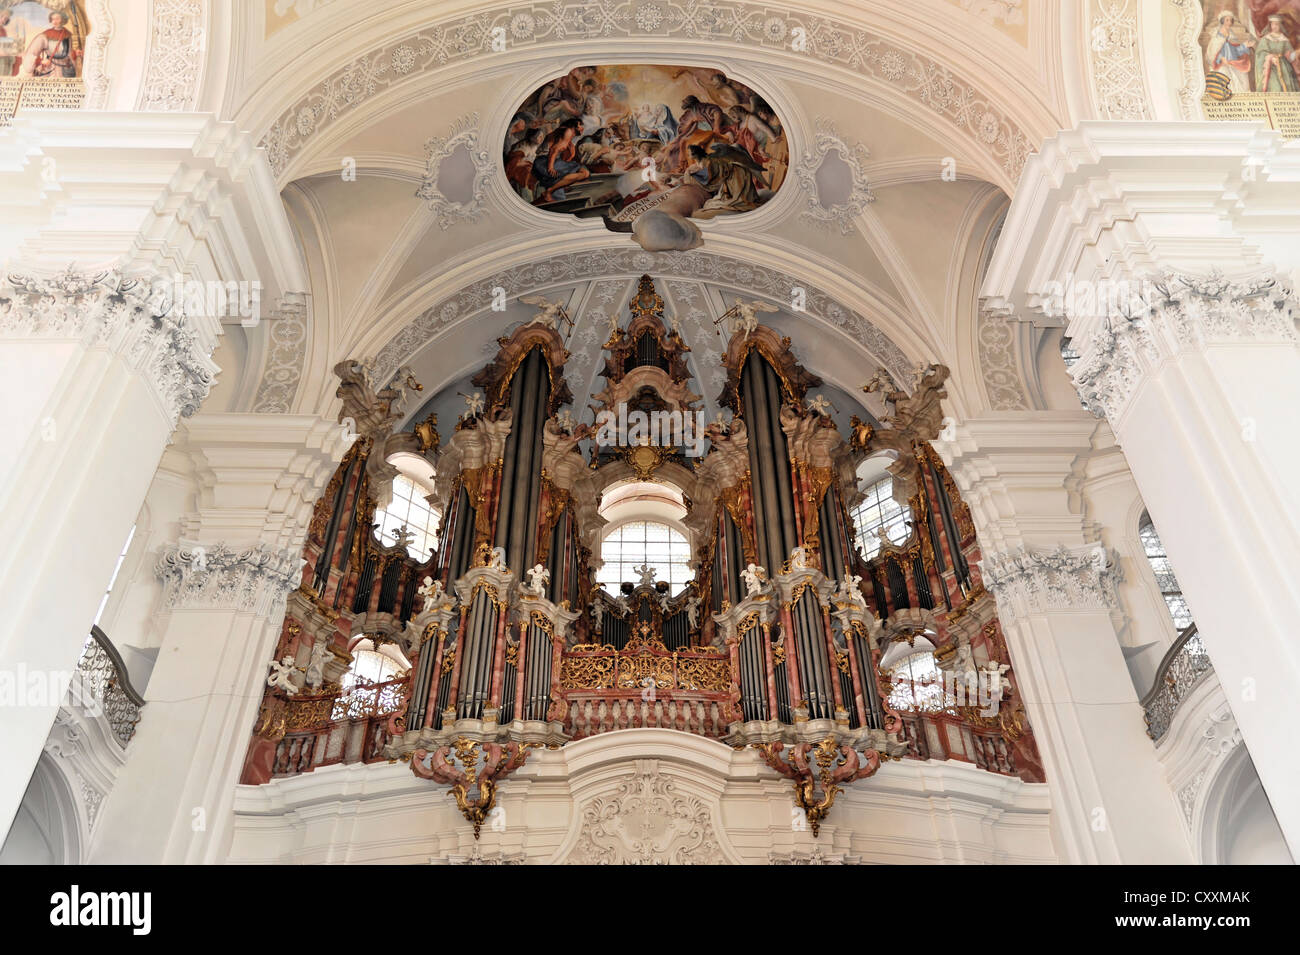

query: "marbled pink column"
left=761, top=622, right=779, bottom=720
left=487, top=604, right=510, bottom=707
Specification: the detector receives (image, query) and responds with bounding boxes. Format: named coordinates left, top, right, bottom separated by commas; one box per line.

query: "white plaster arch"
left=544, top=729, right=748, bottom=864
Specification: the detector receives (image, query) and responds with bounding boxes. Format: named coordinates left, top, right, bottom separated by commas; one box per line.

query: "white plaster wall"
left=229, top=729, right=1056, bottom=864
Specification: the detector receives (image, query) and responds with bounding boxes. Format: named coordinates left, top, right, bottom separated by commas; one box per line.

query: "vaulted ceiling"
left=198, top=1, right=1090, bottom=424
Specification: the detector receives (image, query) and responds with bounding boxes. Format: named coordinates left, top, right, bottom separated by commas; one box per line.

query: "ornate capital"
left=981, top=545, right=1123, bottom=618
left=1068, top=272, right=1298, bottom=422
left=156, top=541, right=304, bottom=616
left=0, top=269, right=219, bottom=423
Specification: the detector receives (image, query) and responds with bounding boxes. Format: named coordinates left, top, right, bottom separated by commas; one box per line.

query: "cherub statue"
left=487, top=546, right=507, bottom=570
left=684, top=594, right=701, bottom=629
left=954, top=642, right=976, bottom=680
left=520, top=295, right=567, bottom=329
left=461, top=391, right=485, bottom=418
left=730, top=299, right=777, bottom=337
left=417, top=575, right=448, bottom=613
left=806, top=393, right=834, bottom=417
left=633, top=563, right=657, bottom=588
left=591, top=600, right=604, bottom=633
left=304, top=642, right=329, bottom=690
left=267, top=656, right=299, bottom=695
left=711, top=411, right=731, bottom=435
left=524, top=563, right=551, bottom=596
left=381, top=366, right=423, bottom=420
left=835, top=574, right=865, bottom=607
left=555, top=408, right=576, bottom=434
left=614, top=594, right=630, bottom=616
left=863, top=366, right=900, bottom=396
left=607, top=311, right=621, bottom=337
left=981, top=660, right=1012, bottom=700
left=389, top=524, right=416, bottom=550
left=789, top=546, right=812, bottom=570
left=740, top=563, right=767, bottom=597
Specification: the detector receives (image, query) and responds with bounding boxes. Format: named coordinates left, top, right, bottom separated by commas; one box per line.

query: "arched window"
left=887, top=649, right=953, bottom=713
left=374, top=475, right=440, bottom=562
left=597, top=520, right=692, bottom=596
left=341, top=640, right=408, bottom=689
left=1139, top=512, right=1194, bottom=631
left=331, top=639, right=410, bottom=721
left=851, top=477, right=910, bottom=560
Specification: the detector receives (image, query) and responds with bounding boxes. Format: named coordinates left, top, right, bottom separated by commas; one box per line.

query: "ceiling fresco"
left=504, top=65, right=787, bottom=250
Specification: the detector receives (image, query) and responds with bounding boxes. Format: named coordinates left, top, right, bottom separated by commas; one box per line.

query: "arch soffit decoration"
left=291, top=244, right=931, bottom=424
left=237, top=2, right=1059, bottom=194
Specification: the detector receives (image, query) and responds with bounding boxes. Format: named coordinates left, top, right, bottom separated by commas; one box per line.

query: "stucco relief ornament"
left=1087, top=0, right=1154, bottom=121
left=976, top=302, right=1031, bottom=411
left=156, top=541, right=304, bottom=616
left=261, top=2, right=1032, bottom=187
left=0, top=269, right=219, bottom=422
left=565, top=767, right=727, bottom=865
left=416, top=113, right=494, bottom=229
left=1067, top=271, right=1298, bottom=421
left=981, top=545, right=1123, bottom=617
left=796, top=119, right=876, bottom=234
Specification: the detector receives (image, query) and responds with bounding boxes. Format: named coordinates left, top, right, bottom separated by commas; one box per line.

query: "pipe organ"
left=240, top=275, right=1043, bottom=837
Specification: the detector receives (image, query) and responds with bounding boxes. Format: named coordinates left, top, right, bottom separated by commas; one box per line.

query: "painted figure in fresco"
left=0, top=11, right=18, bottom=77
left=1206, top=10, right=1258, bottom=94
left=629, top=103, right=678, bottom=144
left=19, top=10, right=80, bottom=78
left=689, top=143, right=764, bottom=216
left=1256, top=14, right=1300, bottom=90
left=533, top=118, right=591, bottom=203
left=503, top=66, right=787, bottom=237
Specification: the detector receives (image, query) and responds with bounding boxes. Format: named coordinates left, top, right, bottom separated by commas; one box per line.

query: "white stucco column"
left=89, top=413, right=343, bottom=864
left=0, top=112, right=307, bottom=842
left=985, top=121, right=1300, bottom=858
left=941, top=412, right=1193, bottom=864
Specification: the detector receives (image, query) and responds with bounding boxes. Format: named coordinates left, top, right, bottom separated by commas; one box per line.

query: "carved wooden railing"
left=1141, top=624, right=1211, bottom=742
left=263, top=675, right=411, bottom=777
left=556, top=627, right=733, bottom=739
left=76, top=626, right=145, bottom=747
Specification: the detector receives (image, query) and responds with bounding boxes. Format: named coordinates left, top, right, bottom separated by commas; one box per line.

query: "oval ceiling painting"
left=504, top=66, right=787, bottom=250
